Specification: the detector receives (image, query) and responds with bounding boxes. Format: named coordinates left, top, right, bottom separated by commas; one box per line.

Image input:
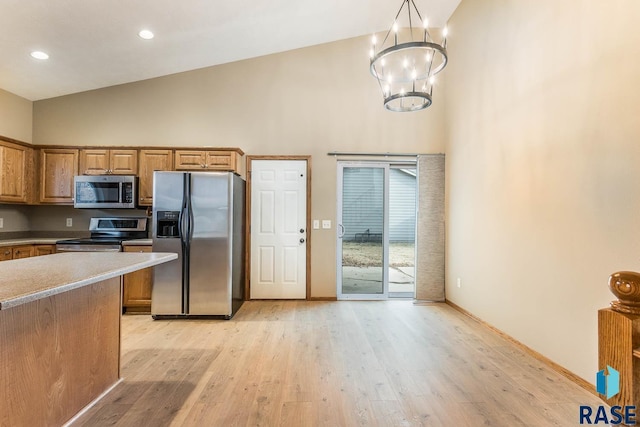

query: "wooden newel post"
left=598, top=271, right=640, bottom=407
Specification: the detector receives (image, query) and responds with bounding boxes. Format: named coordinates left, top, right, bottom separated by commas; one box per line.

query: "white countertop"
left=0, top=252, right=177, bottom=310
left=0, top=238, right=69, bottom=247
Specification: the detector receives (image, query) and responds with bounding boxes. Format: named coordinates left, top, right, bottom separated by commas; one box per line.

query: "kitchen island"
left=0, top=252, right=177, bottom=426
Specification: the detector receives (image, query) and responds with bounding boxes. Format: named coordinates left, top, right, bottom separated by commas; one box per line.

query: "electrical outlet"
left=0, top=218, right=3, bottom=229
left=457, top=277, right=461, bottom=288
left=322, top=220, right=331, bottom=229
left=66, top=218, right=73, bottom=227
left=313, top=220, right=320, bottom=229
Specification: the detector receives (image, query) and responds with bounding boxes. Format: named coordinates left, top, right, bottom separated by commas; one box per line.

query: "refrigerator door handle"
left=186, top=189, right=195, bottom=242
left=180, top=173, right=191, bottom=314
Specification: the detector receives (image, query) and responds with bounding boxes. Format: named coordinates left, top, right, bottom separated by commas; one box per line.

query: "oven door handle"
left=55, top=246, right=122, bottom=252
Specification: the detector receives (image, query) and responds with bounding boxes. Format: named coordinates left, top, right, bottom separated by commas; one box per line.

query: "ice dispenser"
left=156, top=211, right=180, bottom=237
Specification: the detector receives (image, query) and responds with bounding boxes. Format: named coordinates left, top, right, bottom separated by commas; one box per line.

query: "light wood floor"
left=73, top=301, right=604, bottom=426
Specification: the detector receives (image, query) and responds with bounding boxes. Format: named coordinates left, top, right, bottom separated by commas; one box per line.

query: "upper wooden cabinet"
left=174, top=150, right=238, bottom=172
left=0, top=139, right=242, bottom=206
left=138, top=149, right=174, bottom=206
left=80, top=149, right=138, bottom=175
left=0, top=141, right=32, bottom=203
left=39, top=148, right=79, bottom=204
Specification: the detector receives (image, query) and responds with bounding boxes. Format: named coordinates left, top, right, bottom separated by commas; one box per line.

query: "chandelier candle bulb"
left=423, top=18, right=429, bottom=41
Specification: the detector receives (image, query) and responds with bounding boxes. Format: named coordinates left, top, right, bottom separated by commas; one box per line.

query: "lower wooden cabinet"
left=0, top=244, right=56, bottom=262
left=0, top=247, right=12, bottom=261
left=34, top=244, right=56, bottom=256
left=122, top=245, right=153, bottom=313
left=12, top=245, right=34, bottom=259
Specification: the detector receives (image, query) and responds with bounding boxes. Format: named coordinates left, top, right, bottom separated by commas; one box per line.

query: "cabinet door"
left=122, top=245, right=153, bottom=313
left=0, top=142, right=30, bottom=203
left=205, top=151, right=236, bottom=171
left=34, top=245, right=56, bottom=256
left=80, top=149, right=109, bottom=175
left=174, top=150, right=206, bottom=170
left=138, top=150, right=173, bottom=206
left=0, top=247, right=12, bottom=261
left=12, top=245, right=34, bottom=259
left=39, top=149, right=79, bottom=204
left=110, top=149, right=138, bottom=175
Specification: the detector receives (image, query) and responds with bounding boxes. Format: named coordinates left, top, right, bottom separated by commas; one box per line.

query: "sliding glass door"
left=337, top=162, right=417, bottom=300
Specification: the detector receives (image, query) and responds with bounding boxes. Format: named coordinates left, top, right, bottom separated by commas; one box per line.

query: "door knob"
left=300, top=228, right=304, bottom=233
left=300, top=238, right=305, bottom=243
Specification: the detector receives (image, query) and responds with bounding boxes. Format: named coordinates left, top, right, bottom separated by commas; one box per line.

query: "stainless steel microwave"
left=74, top=175, right=137, bottom=209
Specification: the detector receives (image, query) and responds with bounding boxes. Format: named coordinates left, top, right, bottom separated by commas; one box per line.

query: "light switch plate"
left=322, top=220, right=331, bottom=229
left=66, top=218, right=73, bottom=227
left=0, top=218, right=3, bottom=228
left=313, top=220, right=320, bottom=229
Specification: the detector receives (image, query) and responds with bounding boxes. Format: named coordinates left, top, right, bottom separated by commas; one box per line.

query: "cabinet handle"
left=4, top=250, right=10, bottom=255
left=200, top=164, right=206, bottom=168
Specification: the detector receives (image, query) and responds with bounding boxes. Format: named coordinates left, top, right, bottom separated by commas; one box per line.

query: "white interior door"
left=250, top=160, right=307, bottom=299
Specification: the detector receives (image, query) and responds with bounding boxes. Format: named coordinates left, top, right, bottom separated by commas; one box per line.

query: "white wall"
left=0, top=89, right=33, bottom=231
left=32, top=35, right=447, bottom=298
left=444, top=0, right=640, bottom=382
left=0, top=88, right=32, bottom=143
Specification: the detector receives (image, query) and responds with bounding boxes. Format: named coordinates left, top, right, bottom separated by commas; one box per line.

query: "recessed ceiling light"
left=30, top=51, right=49, bottom=60
left=138, top=30, right=154, bottom=40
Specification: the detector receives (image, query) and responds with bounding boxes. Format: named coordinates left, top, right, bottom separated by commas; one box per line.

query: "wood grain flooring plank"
left=68, top=301, right=606, bottom=427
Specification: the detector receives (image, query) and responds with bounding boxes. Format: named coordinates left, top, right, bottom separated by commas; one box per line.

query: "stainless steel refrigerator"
left=151, top=171, right=245, bottom=319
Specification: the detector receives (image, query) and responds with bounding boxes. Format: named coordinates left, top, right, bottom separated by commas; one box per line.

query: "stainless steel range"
left=56, top=217, right=148, bottom=252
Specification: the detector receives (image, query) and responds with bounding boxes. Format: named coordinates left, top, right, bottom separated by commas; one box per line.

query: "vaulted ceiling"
left=0, top=0, right=460, bottom=101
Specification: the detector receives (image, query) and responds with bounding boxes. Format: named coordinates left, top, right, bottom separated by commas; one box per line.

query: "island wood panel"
left=0, top=277, right=121, bottom=426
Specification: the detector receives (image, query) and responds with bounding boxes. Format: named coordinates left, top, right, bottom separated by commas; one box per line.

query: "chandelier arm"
left=410, top=0, right=431, bottom=40
left=380, top=0, right=409, bottom=47
left=409, top=0, right=424, bottom=22
left=374, top=72, right=386, bottom=98
left=426, top=51, right=434, bottom=77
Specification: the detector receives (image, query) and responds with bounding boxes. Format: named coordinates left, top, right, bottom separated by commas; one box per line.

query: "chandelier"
left=369, top=0, right=448, bottom=112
